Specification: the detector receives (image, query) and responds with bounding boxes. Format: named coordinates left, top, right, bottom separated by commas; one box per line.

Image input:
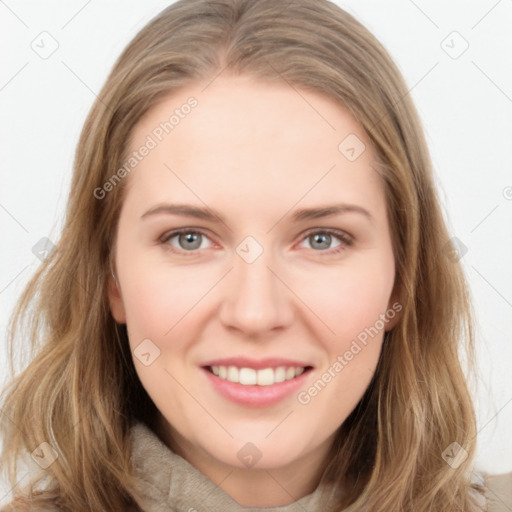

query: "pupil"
left=312, top=233, right=330, bottom=250
left=180, top=232, right=201, bottom=250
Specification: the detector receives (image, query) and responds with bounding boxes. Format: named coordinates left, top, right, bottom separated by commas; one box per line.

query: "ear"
left=108, top=274, right=127, bottom=324
left=385, top=281, right=403, bottom=331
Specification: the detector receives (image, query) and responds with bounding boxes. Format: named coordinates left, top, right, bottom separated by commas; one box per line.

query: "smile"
left=201, top=361, right=314, bottom=407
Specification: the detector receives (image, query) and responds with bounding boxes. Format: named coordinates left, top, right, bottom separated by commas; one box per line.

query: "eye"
left=159, top=227, right=353, bottom=256
left=160, top=228, right=214, bottom=254
left=298, top=229, right=353, bottom=255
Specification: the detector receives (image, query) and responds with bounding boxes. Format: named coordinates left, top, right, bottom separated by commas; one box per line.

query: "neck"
left=155, top=416, right=335, bottom=507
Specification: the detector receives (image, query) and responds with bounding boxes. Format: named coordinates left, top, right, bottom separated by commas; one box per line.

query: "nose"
left=218, top=245, right=295, bottom=337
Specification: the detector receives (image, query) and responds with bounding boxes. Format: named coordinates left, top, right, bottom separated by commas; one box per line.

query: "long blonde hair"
left=1, top=0, right=485, bottom=510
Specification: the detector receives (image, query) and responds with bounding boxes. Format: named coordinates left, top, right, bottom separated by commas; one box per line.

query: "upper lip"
left=201, top=357, right=313, bottom=370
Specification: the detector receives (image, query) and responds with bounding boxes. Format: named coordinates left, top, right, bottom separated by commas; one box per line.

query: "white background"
left=1, top=0, right=511, bottom=502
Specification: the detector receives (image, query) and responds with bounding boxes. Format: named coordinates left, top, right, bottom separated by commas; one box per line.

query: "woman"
left=1, top=0, right=508, bottom=510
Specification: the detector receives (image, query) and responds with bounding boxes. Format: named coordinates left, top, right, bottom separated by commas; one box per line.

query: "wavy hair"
left=1, top=0, right=485, bottom=510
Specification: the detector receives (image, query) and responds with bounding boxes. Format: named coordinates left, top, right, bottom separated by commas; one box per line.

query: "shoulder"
left=483, top=471, right=512, bottom=512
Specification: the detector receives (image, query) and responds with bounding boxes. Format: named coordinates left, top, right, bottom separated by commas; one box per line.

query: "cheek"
left=302, top=259, right=394, bottom=344
left=122, top=281, right=168, bottom=340
left=296, top=266, right=389, bottom=418
left=120, top=260, right=214, bottom=343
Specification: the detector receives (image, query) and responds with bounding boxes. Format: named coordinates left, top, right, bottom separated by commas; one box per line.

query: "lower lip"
left=201, top=367, right=312, bottom=407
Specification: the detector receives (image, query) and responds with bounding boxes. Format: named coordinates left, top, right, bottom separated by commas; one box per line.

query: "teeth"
left=209, top=365, right=307, bottom=386
left=274, top=366, right=286, bottom=383
left=239, top=368, right=257, bottom=385
left=257, top=368, right=274, bottom=386
left=227, top=366, right=239, bottom=383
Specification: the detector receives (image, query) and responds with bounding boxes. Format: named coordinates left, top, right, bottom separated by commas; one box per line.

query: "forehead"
left=122, top=74, right=385, bottom=220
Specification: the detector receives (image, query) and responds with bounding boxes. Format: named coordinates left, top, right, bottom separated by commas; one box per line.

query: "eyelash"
left=159, top=227, right=353, bottom=257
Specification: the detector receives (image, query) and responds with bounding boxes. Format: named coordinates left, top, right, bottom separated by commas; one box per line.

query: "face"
left=108, top=74, right=398, bottom=479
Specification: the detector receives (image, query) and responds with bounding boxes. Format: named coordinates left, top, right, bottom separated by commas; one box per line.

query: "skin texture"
left=108, top=74, right=399, bottom=507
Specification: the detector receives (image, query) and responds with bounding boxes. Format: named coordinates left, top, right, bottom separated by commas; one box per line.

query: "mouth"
left=203, top=364, right=314, bottom=386
left=200, top=357, right=315, bottom=406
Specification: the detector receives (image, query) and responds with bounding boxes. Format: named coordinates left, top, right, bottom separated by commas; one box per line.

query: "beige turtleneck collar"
left=128, top=421, right=345, bottom=512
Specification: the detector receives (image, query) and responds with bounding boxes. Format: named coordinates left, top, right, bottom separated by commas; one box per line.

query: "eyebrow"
left=140, top=202, right=373, bottom=224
